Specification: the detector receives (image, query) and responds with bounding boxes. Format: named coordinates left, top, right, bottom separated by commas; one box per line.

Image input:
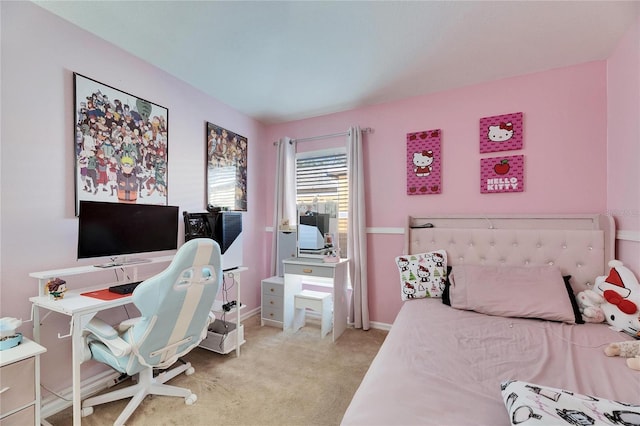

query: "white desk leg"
left=33, top=304, right=41, bottom=343
left=72, top=314, right=83, bottom=425
left=235, top=271, right=241, bottom=358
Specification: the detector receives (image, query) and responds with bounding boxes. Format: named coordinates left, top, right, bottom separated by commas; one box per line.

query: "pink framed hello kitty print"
left=479, top=112, right=523, bottom=153
left=406, top=129, right=441, bottom=195
left=480, top=154, right=524, bottom=194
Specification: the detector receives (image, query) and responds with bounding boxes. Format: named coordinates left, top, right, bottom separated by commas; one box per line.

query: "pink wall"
left=266, top=62, right=609, bottom=324
left=607, top=16, right=640, bottom=276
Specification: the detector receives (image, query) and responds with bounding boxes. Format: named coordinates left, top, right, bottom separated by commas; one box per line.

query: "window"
left=296, top=148, right=348, bottom=256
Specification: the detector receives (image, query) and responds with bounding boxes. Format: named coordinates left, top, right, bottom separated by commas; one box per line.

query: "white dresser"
left=261, top=276, right=284, bottom=327
left=0, top=337, right=46, bottom=426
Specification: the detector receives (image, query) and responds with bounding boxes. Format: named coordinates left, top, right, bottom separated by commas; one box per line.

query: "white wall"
left=1, top=1, right=268, bottom=390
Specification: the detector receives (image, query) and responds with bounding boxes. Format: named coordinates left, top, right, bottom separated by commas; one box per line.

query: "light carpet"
left=45, top=314, right=387, bottom=426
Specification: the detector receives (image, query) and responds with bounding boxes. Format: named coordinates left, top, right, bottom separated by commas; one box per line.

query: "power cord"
left=216, top=272, right=239, bottom=351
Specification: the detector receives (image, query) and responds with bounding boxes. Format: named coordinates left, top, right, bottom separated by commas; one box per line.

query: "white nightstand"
left=0, top=337, right=46, bottom=426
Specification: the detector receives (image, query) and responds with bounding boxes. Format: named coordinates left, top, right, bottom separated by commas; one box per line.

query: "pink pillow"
left=448, top=265, right=577, bottom=323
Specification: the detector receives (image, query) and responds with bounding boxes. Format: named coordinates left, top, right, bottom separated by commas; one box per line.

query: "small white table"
left=282, top=257, right=349, bottom=342
left=200, top=267, right=247, bottom=356
left=0, top=337, right=47, bottom=425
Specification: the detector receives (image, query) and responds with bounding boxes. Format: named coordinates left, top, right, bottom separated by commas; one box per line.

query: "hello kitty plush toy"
left=594, top=260, right=640, bottom=337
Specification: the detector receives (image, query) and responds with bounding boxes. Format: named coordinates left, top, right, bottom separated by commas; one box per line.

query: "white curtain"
left=347, top=126, right=370, bottom=330
left=270, top=137, right=297, bottom=276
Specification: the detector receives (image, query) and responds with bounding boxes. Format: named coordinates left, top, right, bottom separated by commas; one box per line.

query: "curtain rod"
left=272, top=127, right=373, bottom=146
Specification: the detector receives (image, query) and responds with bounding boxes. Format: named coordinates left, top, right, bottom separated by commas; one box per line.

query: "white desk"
left=282, top=258, right=349, bottom=342
left=29, top=257, right=172, bottom=426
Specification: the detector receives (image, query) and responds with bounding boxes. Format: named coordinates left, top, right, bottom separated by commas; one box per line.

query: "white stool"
left=293, top=290, right=333, bottom=338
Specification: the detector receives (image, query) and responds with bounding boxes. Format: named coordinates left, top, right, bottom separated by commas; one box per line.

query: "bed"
left=342, top=214, right=640, bottom=426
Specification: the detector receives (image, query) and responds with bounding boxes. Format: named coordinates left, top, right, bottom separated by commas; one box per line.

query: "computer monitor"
left=78, top=201, right=179, bottom=261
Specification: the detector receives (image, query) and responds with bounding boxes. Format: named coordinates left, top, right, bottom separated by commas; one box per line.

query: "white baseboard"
left=617, top=230, right=640, bottom=242
left=368, top=321, right=392, bottom=331
left=41, top=370, right=123, bottom=419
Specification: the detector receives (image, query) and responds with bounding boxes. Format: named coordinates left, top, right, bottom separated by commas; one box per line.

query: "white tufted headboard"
left=406, top=214, right=615, bottom=292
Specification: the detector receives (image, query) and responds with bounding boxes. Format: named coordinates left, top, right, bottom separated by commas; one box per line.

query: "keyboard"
left=108, top=281, right=142, bottom=295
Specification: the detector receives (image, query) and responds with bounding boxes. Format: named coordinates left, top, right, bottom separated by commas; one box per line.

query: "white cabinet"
left=0, top=338, right=46, bottom=426
left=261, top=276, right=284, bottom=327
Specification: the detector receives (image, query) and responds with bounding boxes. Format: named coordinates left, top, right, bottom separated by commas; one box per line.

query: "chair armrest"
left=84, top=317, right=131, bottom=357
left=118, top=317, right=141, bottom=333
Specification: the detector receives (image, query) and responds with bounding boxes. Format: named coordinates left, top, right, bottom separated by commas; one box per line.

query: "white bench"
left=293, top=290, right=333, bottom=338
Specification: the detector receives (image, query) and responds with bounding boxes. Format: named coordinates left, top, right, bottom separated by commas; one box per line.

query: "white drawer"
left=262, top=293, right=283, bottom=310
left=262, top=280, right=284, bottom=297
left=0, top=357, right=35, bottom=417
left=284, top=263, right=334, bottom=278
left=262, top=305, right=283, bottom=322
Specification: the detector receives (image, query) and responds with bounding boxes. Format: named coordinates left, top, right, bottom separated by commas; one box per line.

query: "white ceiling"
left=34, top=1, right=639, bottom=124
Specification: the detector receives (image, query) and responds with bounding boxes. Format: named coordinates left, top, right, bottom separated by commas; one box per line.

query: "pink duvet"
left=341, top=299, right=640, bottom=426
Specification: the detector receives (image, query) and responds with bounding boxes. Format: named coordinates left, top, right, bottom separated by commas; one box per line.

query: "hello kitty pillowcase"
left=395, top=250, right=448, bottom=301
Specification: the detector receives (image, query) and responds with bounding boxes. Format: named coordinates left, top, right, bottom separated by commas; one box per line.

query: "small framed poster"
left=480, top=155, right=524, bottom=193
left=479, top=112, right=523, bottom=153
left=406, top=129, right=442, bottom=195
left=206, top=122, right=248, bottom=211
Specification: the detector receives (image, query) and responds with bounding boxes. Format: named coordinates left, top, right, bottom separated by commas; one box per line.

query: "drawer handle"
left=270, top=301, right=274, bottom=305
left=269, top=313, right=274, bottom=317
left=303, top=268, right=313, bottom=274
left=0, top=387, right=10, bottom=395
left=270, top=288, right=275, bottom=292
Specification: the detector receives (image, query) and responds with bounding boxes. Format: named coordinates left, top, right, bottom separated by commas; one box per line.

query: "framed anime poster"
left=206, top=122, right=248, bottom=211
left=406, top=129, right=442, bottom=195
left=479, top=112, right=523, bottom=153
left=74, top=73, right=169, bottom=214
left=480, top=154, right=524, bottom=193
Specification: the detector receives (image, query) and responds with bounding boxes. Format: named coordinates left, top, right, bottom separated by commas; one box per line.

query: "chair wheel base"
left=185, top=393, right=197, bottom=405
left=81, top=406, right=94, bottom=417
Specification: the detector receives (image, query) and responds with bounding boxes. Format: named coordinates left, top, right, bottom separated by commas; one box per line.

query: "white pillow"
left=395, top=250, right=447, bottom=301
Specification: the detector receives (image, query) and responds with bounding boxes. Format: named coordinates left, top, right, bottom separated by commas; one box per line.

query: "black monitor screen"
left=78, top=201, right=179, bottom=259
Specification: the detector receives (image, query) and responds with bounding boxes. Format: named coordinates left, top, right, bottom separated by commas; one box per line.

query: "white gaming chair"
left=80, top=238, right=222, bottom=426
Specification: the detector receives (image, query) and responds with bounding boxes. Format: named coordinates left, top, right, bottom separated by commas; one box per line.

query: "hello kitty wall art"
left=479, top=112, right=523, bottom=153
left=406, top=129, right=442, bottom=195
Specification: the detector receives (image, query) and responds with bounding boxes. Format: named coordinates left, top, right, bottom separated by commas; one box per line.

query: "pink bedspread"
left=342, top=299, right=640, bottom=426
